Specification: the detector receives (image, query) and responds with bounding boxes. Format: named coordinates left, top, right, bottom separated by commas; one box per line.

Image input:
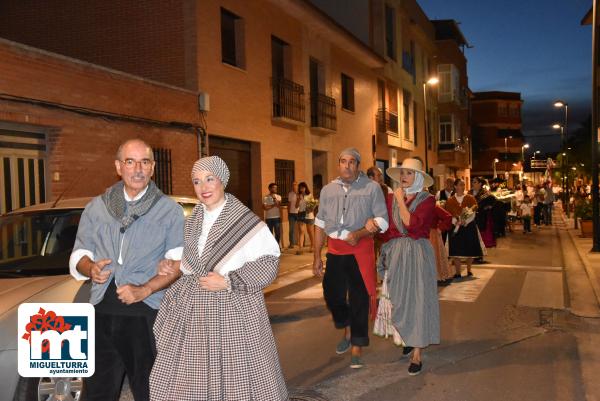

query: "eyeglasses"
left=119, top=158, right=154, bottom=169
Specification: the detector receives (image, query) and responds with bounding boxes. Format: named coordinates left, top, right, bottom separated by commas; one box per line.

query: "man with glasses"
left=69, top=139, right=184, bottom=401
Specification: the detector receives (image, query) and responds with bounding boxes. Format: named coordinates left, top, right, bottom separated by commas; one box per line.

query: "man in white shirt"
left=69, top=139, right=184, bottom=401
left=263, top=182, right=282, bottom=247
left=436, top=177, right=455, bottom=202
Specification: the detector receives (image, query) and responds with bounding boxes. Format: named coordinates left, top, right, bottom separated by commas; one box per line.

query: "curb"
left=566, top=228, right=600, bottom=312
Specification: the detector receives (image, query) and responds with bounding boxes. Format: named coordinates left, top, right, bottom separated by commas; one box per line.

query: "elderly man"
left=313, top=148, right=388, bottom=369
left=69, top=139, right=184, bottom=401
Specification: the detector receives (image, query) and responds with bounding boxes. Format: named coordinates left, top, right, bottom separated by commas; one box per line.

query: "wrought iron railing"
left=271, top=77, right=305, bottom=122
left=310, top=93, right=336, bottom=131
left=376, top=108, right=399, bottom=136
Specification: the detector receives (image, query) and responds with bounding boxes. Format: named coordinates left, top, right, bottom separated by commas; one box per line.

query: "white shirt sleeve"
left=164, top=247, right=183, bottom=260
left=216, top=225, right=280, bottom=276
left=69, top=249, right=94, bottom=281
left=374, top=216, right=389, bottom=233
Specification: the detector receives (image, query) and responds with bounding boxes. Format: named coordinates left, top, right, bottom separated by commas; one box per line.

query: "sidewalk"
left=556, top=207, right=600, bottom=318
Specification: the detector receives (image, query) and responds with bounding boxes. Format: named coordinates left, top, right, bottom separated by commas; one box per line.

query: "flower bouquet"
left=454, top=206, right=475, bottom=233
left=305, top=198, right=319, bottom=213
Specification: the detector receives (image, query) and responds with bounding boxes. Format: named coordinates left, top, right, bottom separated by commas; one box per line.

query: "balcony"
left=310, top=93, right=336, bottom=131
left=271, top=77, right=305, bottom=123
left=376, top=108, right=399, bottom=136
left=438, top=139, right=470, bottom=169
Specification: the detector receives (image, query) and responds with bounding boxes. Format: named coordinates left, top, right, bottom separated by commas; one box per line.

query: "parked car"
left=0, top=196, right=197, bottom=401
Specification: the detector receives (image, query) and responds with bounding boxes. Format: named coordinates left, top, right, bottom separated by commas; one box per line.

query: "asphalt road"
left=118, top=220, right=600, bottom=400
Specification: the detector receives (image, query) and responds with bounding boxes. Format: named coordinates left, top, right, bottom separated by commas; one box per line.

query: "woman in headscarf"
left=376, top=158, right=439, bottom=376
left=149, top=156, right=288, bottom=401
left=445, top=178, right=485, bottom=278
left=471, top=176, right=496, bottom=248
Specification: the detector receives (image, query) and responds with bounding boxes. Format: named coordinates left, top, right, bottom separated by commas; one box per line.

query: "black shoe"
left=408, top=361, right=422, bottom=376
left=402, top=346, right=414, bottom=356
left=467, top=271, right=473, bottom=277
left=437, top=280, right=450, bottom=287
left=453, top=274, right=461, bottom=280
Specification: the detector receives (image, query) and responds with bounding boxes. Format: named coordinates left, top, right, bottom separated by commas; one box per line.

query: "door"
left=209, top=136, right=252, bottom=208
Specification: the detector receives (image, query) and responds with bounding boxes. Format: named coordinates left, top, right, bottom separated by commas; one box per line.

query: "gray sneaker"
left=350, top=356, right=364, bottom=369
left=336, top=338, right=351, bottom=354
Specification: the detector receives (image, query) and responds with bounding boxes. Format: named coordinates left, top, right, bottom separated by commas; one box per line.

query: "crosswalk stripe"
left=439, top=269, right=496, bottom=302
left=472, top=264, right=563, bottom=272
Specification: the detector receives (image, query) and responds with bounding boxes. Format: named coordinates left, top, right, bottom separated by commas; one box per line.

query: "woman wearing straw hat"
left=376, top=158, right=440, bottom=376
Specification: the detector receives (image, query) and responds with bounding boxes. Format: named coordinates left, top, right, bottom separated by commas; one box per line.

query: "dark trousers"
left=84, top=311, right=157, bottom=401
left=323, top=253, right=370, bottom=346
left=266, top=217, right=281, bottom=245
left=288, top=213, right=297, bottom=246
left=523, top=216, right=531, bottom=232
left=534, top=204, right=543, bottom=226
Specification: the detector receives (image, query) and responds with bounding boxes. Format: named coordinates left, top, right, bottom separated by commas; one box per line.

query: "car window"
left=0, top=210, right=83, bottom=277
left=178, top=202, right=197, bottom=218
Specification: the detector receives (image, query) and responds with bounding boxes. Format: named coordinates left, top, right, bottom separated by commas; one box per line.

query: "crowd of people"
left=70, top=140, right=559, bottom=400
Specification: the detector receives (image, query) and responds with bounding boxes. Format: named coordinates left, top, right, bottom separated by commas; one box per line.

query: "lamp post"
left=591, top=0, right=600, bottom=252
left=493, top=158, right=499, bottom=178
left=521, top=144, right=529, bottom=184
left=555, top=100, right=570, bottom=219
left=503, top=135, right=513, bottom=177
left=553, top=123, right=569, bottom=217
left=423, top=77, right=439, bottom=174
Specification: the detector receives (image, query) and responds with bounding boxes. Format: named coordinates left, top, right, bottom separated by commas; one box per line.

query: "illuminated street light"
left=423, top=76, right=439, bottom=173
left=493, top=158, right=499, bottom=178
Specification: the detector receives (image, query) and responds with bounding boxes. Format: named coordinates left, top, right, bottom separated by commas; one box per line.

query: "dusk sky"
left=420, top=0, right=593, bottom=153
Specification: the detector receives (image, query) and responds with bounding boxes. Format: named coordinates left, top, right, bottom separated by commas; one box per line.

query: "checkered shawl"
left=101, top=180, right=163, bottom=232
left=150, top=194, right=289, bottom=401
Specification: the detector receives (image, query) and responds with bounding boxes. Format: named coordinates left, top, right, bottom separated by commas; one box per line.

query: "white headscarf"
left=405, top=171, right=425, bottom=195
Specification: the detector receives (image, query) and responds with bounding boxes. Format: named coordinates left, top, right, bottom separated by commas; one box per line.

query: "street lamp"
left=423, top=77, right=439, bottom=174
left=520, top=144, right=529, bottom=184
left=503, top=135, right=513, bottom=175
left=553, top=123, right=569, bottom=216
left=493, top=158, right=499, bottom=178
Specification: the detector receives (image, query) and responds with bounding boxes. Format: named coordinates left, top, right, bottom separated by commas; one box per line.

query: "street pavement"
left=119, top=211, right=600, bottom=401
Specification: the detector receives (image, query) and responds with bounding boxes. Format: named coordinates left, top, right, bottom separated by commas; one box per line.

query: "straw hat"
left=386, top=158, right=434, bottom=188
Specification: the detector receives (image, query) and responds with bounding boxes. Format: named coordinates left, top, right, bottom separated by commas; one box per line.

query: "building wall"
left=0, top=0, right=383, bottom=217
left=0, top=39, right=199, bottom=206
left=0, top=0, right=191, bottom=89
left=196, top=0, right=381, bottom=200
left=471, top=95, right=524, bottom=185
left=433, top=38, right=471, bottom=187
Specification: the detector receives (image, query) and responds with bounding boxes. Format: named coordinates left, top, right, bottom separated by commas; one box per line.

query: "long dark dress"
left=445, top=194, right=484, bottom=258
left=473, top=189, right=496, bottom=248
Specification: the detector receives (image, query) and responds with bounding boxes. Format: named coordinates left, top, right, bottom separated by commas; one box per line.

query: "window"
left=271, top=36, right=290, bottom=79
left=275, top=159, right=295, bottom=204
left=498, top=103, right=508, bottom=117
left=153, top=148, right=172, bottom=195
left=439, top=115, right=453, bottom=144
left=509, top=103, right=520, bottom=117
left=0, top=129, right=47, bottom=214
left=385, top=5, right=396, bottom=61
left=221, top=8, right=245, bottom=68
left=437, top=64, right=459, bottom=103
left=413, top=101, right=418, bottom=147
left=403, top=90, right=412, bottom=140
left=341, top=73, right=355, bottom=111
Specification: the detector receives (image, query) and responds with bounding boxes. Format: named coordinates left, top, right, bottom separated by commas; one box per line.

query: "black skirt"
left=448, top=221, right=484, bottom=258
